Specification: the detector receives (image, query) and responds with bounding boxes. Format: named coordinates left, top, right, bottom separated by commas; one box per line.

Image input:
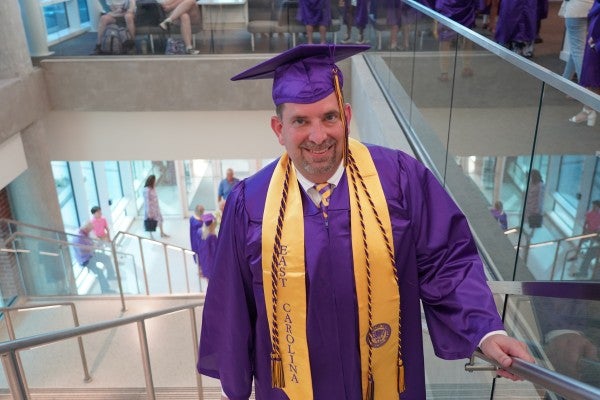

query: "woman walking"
left=143, top=175, right=169, bottom=238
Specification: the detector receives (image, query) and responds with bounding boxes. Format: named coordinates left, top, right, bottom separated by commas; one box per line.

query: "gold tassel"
left=332, top=67, right=349, bottom=167
left=271, top=353, right=285, bottom=388
left=367, top=374, right=374, bottom=400
left=398, top=360, right=406, bottom=393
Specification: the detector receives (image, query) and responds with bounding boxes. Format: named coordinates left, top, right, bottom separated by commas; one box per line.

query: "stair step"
left=0, top=387, right=255, bottom=400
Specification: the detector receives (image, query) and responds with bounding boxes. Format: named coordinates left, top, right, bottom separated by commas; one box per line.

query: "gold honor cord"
left=263, top=156, right=313, bottom=400
left=348, top=150, right=405, bottom=394
left=333, top=65, right=405, bottom=396
left=270, top=159, right=291, bottom=389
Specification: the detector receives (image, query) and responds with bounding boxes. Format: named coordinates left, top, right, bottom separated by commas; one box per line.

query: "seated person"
left=73, top=223, right=117, bottom=294
left=93, top=0, right=137, bottom=54
left=158, top=0, right=201, bottom=55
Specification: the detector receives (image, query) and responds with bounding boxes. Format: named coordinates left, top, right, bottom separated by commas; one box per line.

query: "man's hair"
left=593, top=200, right=600, bottom=208
left=91, top=206, right=101, bottom=214
left=276, top=104, right=285, bottom=119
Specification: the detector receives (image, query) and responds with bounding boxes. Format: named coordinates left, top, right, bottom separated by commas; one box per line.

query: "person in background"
left=92, top=0, right=137, bottom=54
left=73, top=223, right=117, bottom=293
left=569, top=0, right=600, bottom=127
left=158, top=0, right=201, bottom=55
left=198, top=44, right=533, bottom=400
left=491, top=200, right=508, bottom=230
left=340, top=0, right=368, bottom=44
left=570, top=199, right=600, bottom=274
left=217, top=168, right=240, bottom=202
left=90, top=206, right=111, bottom=242
left=435, top=0, right=477, bottom=81
left=559, top=0, right=594, bottom=84
left=198, top=213, right=218, bottom=280
left=143, top=174, right=170, bottom=238
left=490, top=0, right=537, bottom=57
left=214, top=199, right=226, bottom=230
left=535, top=0, right=549, bottom=43
left=298, top=0, right=332, bottom=44
left=525, top=169, right=545, bottom=235
left=190, top=204, right=205, bottom=265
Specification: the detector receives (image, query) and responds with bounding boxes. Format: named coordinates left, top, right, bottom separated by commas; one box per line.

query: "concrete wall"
left=42, top=56, right=354, bottom=112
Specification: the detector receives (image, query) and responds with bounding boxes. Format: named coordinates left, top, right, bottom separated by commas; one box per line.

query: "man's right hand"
left=544, top=333, right=598, bottom=379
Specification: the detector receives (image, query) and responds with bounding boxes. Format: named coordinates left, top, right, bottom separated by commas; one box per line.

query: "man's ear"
left=271, top=116, right=284, bottom=145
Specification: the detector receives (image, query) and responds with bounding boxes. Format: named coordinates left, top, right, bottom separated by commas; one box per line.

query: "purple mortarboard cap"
left=202, top=213, right=215, bottom=225
left=231, top=44, right=370, bottom=106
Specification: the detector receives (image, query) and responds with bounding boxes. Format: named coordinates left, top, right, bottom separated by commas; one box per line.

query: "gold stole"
left=262, top=139, right=401, bottom=400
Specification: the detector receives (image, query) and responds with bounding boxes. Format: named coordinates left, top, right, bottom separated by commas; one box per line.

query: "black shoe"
left=91, top=44, right=102, bottom=55
left=123, top=39, right=135, bottom=52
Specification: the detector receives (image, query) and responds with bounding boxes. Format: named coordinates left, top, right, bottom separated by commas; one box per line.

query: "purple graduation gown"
left=189, top=216, right=203, bottom=264
left=435, top=0, right=477, bottom=41
left=494, top=0, right=537, bottom=45
left=580, top=2, right=600, bottom=88
left=198, top=145, right=504, bottom=400
left=297, top=0, right=332, bottom=26
left=343, top=0, right=368, bottom=29
left=198, top=233, right=217, bottom=279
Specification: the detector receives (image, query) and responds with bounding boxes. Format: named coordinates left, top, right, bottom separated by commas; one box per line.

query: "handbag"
left=144, top=218, right=158, bottom=232
left=527, top=213, right=543, bottom=229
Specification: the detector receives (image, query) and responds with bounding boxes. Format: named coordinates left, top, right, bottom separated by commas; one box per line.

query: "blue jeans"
left=562, top=17, right=588, bottom=80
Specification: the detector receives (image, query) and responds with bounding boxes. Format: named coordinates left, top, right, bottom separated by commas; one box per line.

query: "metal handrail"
left=523, top=233, right=599, bottom=280
left=402, top=0, right=600, bottom=110
left=0, top=301, right=204, bottom=400
left=111, top=231, right=201, bottom=297
left=1, top=232, right=127, bottom=311
left=0, top=302, right=91, bottom=396
left=487, top=280, right=600, bottom=301
left=0, top=218, right=80, bottom=240
left=468, top=350, right=600, bottom=400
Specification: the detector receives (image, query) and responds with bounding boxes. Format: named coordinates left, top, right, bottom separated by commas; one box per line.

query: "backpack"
left=100, top=24, right=132, bottom=54
left=165, top=38, right=186, bottom=55
left=135, top=0, right=166, bottom=26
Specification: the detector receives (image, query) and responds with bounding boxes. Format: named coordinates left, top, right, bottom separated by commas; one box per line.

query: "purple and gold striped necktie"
left=315, top=183, right=332, bottom=218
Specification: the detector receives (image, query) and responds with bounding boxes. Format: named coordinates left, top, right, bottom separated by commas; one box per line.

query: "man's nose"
left=308, top=122, right=327, bottom=144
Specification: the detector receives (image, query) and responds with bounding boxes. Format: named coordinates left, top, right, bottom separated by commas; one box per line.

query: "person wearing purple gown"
left=297, top=0, right=332, bottom=44
left=198, top=213, right=217, bottom=279
left=198, top=44, right=533, bottom=400
left=435, top=0, right=477, bottom=81
left=570, top=0, right=600, bottom=127
left=490, top=0, right=537, bottom=57
left=535, top=0, right=549, bottom=43
left=189, top=204, right=204, bottom=266
left=340, top=0, right=368, bottom=44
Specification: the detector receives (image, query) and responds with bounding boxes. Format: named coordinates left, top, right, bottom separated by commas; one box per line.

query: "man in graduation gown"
left=198, top=44, right=533, bottom=400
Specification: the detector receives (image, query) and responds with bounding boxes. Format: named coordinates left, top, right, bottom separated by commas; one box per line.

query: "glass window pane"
left=557, top=155, right=584, bottom=210
left=81, top=161, right=99, bottom=212
left=78, top=0, right=90, bottom=23
left=43, top=3, right=69, bottom=35
left=51, top=161, right=79, bottom=230
left=105, top=161, right=124, bottom=210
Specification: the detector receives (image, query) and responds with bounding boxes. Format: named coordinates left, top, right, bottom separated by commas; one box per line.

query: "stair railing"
left=0, top=301, right=204, bottom=400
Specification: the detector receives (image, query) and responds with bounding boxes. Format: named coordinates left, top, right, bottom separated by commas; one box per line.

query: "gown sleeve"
left=198, top=183, right=257, bottom=400
left=399, top=153, right=505, bottom=359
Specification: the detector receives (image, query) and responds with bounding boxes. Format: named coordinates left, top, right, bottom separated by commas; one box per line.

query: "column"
left=0, top=0, right=35, bottom=78
left=18, top=0, right=53, bottom=57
